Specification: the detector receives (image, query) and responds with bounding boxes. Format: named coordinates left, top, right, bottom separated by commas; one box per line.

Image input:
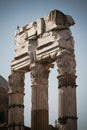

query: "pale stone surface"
left=12, top=10, right=75, bottom=71
left=8, top=72, right=25, bottom=130
left=56, top=52, right=76, bottom=75
left=8, top=71, right=25, bottom=93
left=36, top=18, right=44, bottom=35
left=8, top=10, right=77, bottom=130
left=31, top=64, right=49, bottom=110
left=27, top=26, right=37, bottom=39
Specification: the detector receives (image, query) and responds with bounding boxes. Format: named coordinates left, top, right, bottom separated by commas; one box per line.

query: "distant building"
left=0, top=75, right=8, bottom=129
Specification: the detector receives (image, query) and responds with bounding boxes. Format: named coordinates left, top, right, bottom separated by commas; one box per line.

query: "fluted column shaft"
left=8, top=71, right=25, bottom=130
left=30, top=64, right=50, bottom=130
left=56, top=50, right=77, bottom=130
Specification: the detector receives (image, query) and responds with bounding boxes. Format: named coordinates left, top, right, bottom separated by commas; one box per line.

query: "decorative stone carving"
left=30, top=64, right=50, bottom=130
left=30, top=64, right=50, bottom=86
left=56, top=29, right=74, bottom=50
left=58, top=75, right=77, bottom=88
left=56, top=52, right=76, bottom=75
left=8, top=71, right=25, bottom=93
left=9, top=9, right=77, bottom=130
left=30, top=63, right=50, bottom=110
left=36, top=29, right=74, bottom=61
left=12, top=10, right=75, bottom=71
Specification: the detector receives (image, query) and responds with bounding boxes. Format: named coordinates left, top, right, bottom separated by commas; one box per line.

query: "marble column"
left=56, top=51, right=77, bottom=130
left=8, top=71, right=25, bottom=130
left=30, top=63, right=50, bottom=130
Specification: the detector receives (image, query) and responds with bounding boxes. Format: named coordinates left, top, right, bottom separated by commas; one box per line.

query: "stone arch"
left=8, top=10, right=77, bottom=130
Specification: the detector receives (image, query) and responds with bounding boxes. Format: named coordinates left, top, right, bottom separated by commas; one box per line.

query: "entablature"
left=11, top=10, right=75, bottom=71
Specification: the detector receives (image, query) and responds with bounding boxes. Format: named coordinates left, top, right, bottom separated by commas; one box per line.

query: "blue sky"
left=0, top=0, right=87, bottom=129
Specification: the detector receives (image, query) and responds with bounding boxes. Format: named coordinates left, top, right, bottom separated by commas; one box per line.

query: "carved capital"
left=56, top=52, right=76, bottom=75
left=8, top=71, right=25, bottom=93
left=30, top=64, right=50, bottom=86
left=58, top=74, right=77, bottom=88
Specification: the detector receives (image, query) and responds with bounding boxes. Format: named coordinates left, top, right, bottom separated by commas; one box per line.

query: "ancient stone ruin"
left=8, top=10, right=77, bottom=130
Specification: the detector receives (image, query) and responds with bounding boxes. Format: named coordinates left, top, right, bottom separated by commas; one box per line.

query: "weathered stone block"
left=36, top=18, right=44, bottom=35
left=27, top=26, right=37, bottom=39
left=15, top=42, right=29, bottom=58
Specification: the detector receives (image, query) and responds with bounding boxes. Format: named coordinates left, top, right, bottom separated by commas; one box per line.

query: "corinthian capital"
left=56, top=52, right=76, bottom=76
left=30, top=64, right=50, bottom=85
left=8, top=71, right=25, bottom=93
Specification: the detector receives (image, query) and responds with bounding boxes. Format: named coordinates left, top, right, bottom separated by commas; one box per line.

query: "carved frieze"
left=37, top=29, right=74, bottom=54
left=12, top=10, right=75, bottom=71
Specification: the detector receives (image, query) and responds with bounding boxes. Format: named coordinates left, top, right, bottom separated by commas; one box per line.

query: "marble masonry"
left=8, top=10, right=77, bottom=130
